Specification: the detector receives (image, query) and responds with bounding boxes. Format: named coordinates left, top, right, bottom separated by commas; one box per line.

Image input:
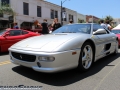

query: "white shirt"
left=101, top=23, right=107, bottom=29
left=106, top=24, right=112, bottom=30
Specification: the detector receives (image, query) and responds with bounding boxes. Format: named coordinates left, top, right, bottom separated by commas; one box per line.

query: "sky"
left=46, top=0, right=119, bottom=18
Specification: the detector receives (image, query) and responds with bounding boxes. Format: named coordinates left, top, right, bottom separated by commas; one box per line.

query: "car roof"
left=6, top=28, right=28, bottom=31
left=6, top=28, right=21, bottom=30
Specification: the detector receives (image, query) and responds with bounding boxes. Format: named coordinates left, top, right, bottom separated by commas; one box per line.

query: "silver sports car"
left=9, top=23, right=118, bottom=73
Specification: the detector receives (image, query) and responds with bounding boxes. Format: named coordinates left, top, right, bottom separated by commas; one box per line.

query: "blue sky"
left=46, top=0, right=119, bottom=18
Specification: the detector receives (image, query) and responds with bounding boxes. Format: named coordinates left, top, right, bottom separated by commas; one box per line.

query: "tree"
left=0, top=2, right=17, bottom=23
left=0, top=2, right=14, bottom=15
left=104, top=16, right=113, bottom=22
left=78, top=18, right=85, bottom=23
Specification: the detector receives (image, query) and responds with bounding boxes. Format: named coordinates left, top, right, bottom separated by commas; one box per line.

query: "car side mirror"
left=93, top=29, right=107, bottom=35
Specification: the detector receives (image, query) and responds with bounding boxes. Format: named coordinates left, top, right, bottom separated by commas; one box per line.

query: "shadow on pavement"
left=12, top=53, right=120, bottom=86
left=0, top=52, right=9, bottom=56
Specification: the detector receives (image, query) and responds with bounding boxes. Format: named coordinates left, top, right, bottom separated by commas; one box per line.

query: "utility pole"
left=61, top=0, right=69, bottom=26
left=61, top=1, right=63, bottom=26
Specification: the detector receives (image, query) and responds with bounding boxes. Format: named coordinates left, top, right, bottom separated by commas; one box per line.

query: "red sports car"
left=0, top=28, right=40, bottom=52
left=111, top=29, right=120, bottom=46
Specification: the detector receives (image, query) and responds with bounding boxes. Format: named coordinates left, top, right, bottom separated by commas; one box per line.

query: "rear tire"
left=78, top=42, right=94, bottom=72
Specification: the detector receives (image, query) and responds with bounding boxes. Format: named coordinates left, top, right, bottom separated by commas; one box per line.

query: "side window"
left=22, top=31, right=29, bottom=35
left=98, top=25, right=109, bottom=34
left=9, top=30, right=22, bottom=36
left=97, top=25, right=104, bottom=29
left=93, top=24, right=108, bottom=35
left=103, top=27, right=110, bottom=34
left=93, top=24, right=99, bottom=32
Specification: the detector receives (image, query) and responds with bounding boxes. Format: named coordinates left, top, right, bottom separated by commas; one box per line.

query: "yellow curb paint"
left=0, top=61, right=11, bottom=66
left=0, top=61, right=10, bottom=63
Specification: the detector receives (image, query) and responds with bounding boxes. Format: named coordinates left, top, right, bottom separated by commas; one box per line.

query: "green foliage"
left=104, top=15, right=113, bottom=22
left=78, top=18, right=85, bottom=23
left=0, top=2, right=14, bottom=15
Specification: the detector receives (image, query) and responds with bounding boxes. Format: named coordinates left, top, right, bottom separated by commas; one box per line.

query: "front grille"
left=11, top=52, right=36, bottom=62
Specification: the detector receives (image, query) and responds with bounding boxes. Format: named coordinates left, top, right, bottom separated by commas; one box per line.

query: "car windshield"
left=0, top=29, right=6, bottom=35
left=111, top=30, right=120, bottom=34
left=52, top=24, right=91, bottom=34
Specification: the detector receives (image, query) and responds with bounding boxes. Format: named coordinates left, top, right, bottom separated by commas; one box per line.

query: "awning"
left=113, top=24, right=120, bottom=29
left=0, top=17, right=8, bottom=20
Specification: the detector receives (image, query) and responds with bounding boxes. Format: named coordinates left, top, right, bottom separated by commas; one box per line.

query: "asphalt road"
left=0, top=51, right=120, bottom=90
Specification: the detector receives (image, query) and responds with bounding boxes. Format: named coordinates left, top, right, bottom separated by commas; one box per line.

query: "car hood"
left=10, top=33, right=86, bottom=52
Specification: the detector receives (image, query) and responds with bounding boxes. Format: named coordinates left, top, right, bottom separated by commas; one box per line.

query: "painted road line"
left=0, top=61, right=11, bottom=66
left=0, top=61, right=10, bottom=64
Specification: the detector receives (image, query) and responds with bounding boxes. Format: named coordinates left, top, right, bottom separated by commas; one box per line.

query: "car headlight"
left=38, top=56, right=55, bottom=61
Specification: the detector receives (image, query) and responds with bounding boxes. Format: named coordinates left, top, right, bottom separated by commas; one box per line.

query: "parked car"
left=111, top=29, right=120, bottom=46
left=30, top=29, right=42, bottom=33
left=0, top=28, right=40, bottom=52
left=9, top=23, right=118, bottom=73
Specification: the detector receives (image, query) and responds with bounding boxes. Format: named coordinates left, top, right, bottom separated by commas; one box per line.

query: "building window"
left=71, top=15, right=74, bottom=22
left=50, top=10, right=58, bottom=19
left=55, top=11, right=58, bottom=18
left=64, top=18, right=67, bottom=21
left=1, top=0, right=9, bottom=5
left=69, top=14, right=74, bottom=22
left=51, top=9, right=54, bottom=19
left=23, top=2, right=29, bottom=15
left=69, top=14, right=71, bottom=20
left=37, top=6, right=41, bottom=17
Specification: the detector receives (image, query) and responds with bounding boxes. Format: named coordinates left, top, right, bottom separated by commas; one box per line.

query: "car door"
left=93, top=24, right=116, bottom=58
left=1, top=30, right=24, bottom=52
left=22, top=30, right=39, bottom=38
left=22, top=30, right=31, bottom=38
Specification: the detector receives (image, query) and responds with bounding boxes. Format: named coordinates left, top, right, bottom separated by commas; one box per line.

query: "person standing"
left=37, top=19, right=49, bottom=34
left=52, top=18, right=61, bottom=31
left=13, top=22, right=19, bottom=29
left=100, top=20, right=106, bottom=29
left=105, top=20, right=112, bottom=31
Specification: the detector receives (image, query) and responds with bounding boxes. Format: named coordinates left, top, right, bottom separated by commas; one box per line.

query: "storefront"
left=0, top=15, right=14, bottom=30
left=0, top=19, right=9, bottom=30
left=20, top=22, right=33, bottom=30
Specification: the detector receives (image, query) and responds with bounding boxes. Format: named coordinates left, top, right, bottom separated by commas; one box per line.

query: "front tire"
left=78, top=42, right=94, bottom=72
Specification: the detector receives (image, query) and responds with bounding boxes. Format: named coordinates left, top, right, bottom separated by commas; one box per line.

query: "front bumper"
left=9, top=48, right=81, bottom=73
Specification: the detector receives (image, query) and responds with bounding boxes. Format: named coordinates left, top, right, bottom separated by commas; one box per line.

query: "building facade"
left=86, top=15, right=100, bottom=23
left=0, top=0, right=86, bottom=29
left=112, top=18, right=120, bottom=26
left=77, top=13, right=86, bottom=23
left=10, top=0, right=77, bottom=29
